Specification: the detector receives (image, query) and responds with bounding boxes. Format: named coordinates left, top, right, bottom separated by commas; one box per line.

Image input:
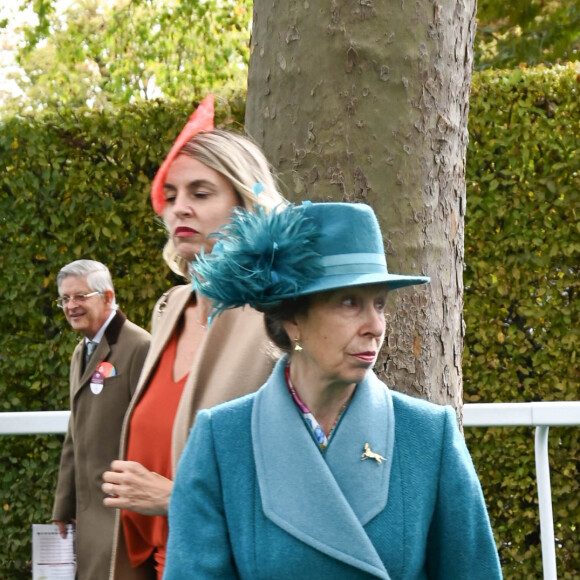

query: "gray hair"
left=162, top=129, right=287, bottom=279
left=57, top=260, right=118, bottom=310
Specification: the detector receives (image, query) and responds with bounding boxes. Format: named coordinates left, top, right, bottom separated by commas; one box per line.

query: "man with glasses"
left=52, top=260, right=150, bottom=579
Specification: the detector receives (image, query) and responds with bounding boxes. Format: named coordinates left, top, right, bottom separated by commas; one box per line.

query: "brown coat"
left=110, top=285, right=277, bottom=580
left=52, top=311, right=151, bottom=580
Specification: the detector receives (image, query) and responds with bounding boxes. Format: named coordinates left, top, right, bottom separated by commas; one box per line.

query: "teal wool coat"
left=165, top=358, right=502, bottom=579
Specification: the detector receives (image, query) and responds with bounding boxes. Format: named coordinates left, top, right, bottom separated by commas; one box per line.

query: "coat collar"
left=102, top=309, right=127, bottom=346
left=152, top=286, right=192, bottom=361
left=144, top=286, right=243, bottom=390
left=252, top=357, right=395, bottom=579
left=170, top=304, right=266, bottom=469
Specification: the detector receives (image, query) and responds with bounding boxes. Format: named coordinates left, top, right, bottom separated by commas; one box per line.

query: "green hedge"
left=464, top=64, right=579, bottom=577
left=0, top=66, right=578, bottom=578
left=0, top=97, right=246, bottom=578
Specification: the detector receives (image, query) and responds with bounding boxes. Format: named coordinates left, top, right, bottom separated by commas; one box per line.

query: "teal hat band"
left=321, top=253, right=387, bottom=276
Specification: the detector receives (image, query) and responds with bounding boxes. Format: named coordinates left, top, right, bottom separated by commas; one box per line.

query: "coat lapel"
left=149, top=288, right=191, bottom=376
left=75, top=336, right=112, bottom=395
left=252, top=358, right=395, bottom=579
left=129, top=287, right=191, bottom=411
left=170, top=306, right=237, bottom=469
left=325, top=371, right=395, bottom=525
left=74, top=311, right=127, bottom=394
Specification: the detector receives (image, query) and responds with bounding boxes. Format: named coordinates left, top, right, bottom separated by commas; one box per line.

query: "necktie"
left=85, top=340, right=97, bottom=370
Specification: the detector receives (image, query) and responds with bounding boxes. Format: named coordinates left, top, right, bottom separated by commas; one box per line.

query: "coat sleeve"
left=426, top=406, right=503, bottom=579
left=51, top=353, right=80, bottom=522
left=51, top=413, right=76, bottom=521
left=165, top=409, right=239, bottom=579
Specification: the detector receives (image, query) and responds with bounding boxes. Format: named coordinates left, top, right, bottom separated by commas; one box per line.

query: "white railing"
left=0, top=410, right=70, bottom=434
left=463, top=402, right=580, bottom=580
left=2, top=402, right=580, bottom=580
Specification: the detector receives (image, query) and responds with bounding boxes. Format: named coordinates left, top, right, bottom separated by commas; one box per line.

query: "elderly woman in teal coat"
left=164, top=202, right=503, bottom=579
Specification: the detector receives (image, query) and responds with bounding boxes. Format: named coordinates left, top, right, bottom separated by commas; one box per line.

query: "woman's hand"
left=102, top=460, right=173, bottom=516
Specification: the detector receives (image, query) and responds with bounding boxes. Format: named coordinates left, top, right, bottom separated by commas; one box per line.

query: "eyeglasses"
left=56, top=291, right=101, bottom=308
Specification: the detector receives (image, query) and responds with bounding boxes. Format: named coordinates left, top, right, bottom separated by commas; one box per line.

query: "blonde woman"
left=102, top=96, right=285, bottom=580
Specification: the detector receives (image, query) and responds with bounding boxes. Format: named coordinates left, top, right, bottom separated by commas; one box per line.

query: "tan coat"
left=110, top=285, right=277, bottom=580
left=52, top=311, right=151, bottom=580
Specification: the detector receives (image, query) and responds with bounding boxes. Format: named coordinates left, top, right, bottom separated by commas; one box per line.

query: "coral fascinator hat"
left=150, top=94, right=214, bottom=215
left=193, top=201, right=430, bottom=315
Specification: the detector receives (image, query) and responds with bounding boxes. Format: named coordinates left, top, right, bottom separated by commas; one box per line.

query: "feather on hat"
left=193, top=204, right=324, bottom=314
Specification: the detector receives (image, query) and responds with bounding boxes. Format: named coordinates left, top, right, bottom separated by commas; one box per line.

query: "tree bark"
left=245, top=0, right=476, bottom=411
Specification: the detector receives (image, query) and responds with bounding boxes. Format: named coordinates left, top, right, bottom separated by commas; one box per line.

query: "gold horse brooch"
left=361, top=442, right=387, bottom=465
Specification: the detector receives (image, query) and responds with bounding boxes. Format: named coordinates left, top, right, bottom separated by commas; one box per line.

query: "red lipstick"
left=174, top=226, right=198, bottom=238
left=352, top=351, right=377, bottom=363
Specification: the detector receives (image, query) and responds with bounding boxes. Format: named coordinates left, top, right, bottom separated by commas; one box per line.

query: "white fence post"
left=535, top=425, right=557, bottom=580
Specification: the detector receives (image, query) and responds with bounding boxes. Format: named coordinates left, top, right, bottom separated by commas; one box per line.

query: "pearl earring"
left=294, top=338, right=303, bottom=352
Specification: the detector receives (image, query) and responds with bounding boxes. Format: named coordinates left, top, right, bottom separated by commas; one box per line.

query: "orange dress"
left=122, top=332, right=186, bottom=578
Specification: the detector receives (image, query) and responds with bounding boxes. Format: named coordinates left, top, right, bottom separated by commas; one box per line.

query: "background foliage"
left=0, top=66, right=578, bottom=578
left=475, top=0, right=579, bottom=69
left=464, top=64, right=579, bottom=577
left=1, top=0, right=252, bottom=115
left=4, top=0, right=578, bottom=118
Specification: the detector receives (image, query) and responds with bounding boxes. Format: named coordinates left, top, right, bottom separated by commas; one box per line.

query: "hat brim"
left=277, top=272, right=430, bottom=300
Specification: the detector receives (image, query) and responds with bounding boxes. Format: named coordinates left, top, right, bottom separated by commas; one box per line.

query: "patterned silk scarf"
left=285, top=365, right=349, bottom=450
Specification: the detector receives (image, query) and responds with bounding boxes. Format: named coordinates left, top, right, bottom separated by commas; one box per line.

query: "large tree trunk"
left=245, top=0, right=476, bottom=411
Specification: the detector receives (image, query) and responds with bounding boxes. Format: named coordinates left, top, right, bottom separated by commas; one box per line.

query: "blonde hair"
left=161, top=130, right=287, bottom=278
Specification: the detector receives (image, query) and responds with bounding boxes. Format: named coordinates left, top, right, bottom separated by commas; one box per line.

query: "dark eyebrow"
left=163, top=179, right=217, bottom=192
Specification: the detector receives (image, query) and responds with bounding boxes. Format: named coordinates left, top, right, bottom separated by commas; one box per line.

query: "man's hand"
left=102, top=460, right=173, bottom=516
left=53, top=519, right=75, bottom=539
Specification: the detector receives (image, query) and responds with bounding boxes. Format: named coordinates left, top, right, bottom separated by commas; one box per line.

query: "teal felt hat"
left=193, top=201, right=430, bottom=313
